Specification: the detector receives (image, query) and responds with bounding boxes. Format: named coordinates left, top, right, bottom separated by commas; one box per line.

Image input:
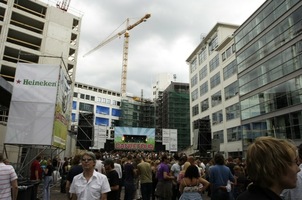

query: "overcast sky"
left=64, top=0, right=265, bottom=98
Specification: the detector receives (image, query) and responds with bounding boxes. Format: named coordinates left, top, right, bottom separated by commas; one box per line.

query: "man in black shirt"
left=66, top=154, right=83, bottom=199
left=103, top=158, right=120, bottom=200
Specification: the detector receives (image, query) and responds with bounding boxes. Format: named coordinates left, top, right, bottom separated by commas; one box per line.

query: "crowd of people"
left=0, top=136, right=301, bottom=200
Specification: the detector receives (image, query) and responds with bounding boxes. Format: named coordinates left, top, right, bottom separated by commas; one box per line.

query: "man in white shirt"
left=0, top=153, right=18, bottom=200
left=70, top=152, right=111, bottom=200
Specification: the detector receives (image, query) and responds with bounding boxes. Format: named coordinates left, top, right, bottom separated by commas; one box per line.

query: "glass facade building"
left=234, top=0, right=302, bottom=150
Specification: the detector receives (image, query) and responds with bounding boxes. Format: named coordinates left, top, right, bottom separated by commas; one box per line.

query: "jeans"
left=140, top=182, right=152, bottom=200
left=43, top=176, right=53, bottom=200
left=211, top=189, right=230, bottom=200
left=124, top=181, right=136, bottom=200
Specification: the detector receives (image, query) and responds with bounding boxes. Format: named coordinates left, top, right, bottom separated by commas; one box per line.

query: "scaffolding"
left=161, top=82, right=190, bottom=151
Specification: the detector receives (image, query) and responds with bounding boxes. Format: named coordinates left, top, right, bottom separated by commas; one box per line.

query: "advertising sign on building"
left=5, top=63, right=71, bottom=149
left=52, top=67, right=71, bottom=148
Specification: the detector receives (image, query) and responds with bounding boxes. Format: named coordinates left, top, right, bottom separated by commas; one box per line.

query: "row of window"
left=235, top=0, right=299, bottom=51
left=191, top=35, right=225, bottom=74
left=71, top=113, right=118, bottom=127
left=193, top=100, right=240, bottom=122
left=72, top=101, right=122, bottom=117
left=237, top=3, right=302, bottom=73
left=240, top=40, right=302, bottom=96
left=241, top=75, right=302, bottom=120
left=74, top=92, right=121, bottom=106
left=213, top=110, right=302, bottom=144
left=191, top=59, right=237, bottom=101
left=192, top=80, right=238, bottom=108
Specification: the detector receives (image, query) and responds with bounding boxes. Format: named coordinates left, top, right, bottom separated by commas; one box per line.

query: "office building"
left=234, top=0, right=302, bottom=152
left=186, top=23, right=241, bottom=156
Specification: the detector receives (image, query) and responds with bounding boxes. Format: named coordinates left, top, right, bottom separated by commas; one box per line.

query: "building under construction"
left=119, top=96, right=155, bottom=128
left=157, top=82, right=190, bottom=151
left=0, top=0, right=82, bottom=176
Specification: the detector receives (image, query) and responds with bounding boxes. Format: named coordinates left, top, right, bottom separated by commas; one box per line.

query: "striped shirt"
left=0, top=163, right=18, bottom=200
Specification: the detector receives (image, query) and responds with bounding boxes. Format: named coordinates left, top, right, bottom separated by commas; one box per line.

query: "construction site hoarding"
left=5, top=63, right=71, bottom=149
left=114, top=127, right=155, bottom=151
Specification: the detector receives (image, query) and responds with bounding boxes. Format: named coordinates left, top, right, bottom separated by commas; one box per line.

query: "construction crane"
left=83, top=13, right=151, bottom=97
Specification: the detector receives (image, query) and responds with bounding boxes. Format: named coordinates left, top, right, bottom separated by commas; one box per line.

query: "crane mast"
left=121, top=19, right=130, bottom=96
left=83, top=14, right=151, bottom=97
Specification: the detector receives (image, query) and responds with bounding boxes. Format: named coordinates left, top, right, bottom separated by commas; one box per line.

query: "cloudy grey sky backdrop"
left=65, top=0, right=265, bottom=98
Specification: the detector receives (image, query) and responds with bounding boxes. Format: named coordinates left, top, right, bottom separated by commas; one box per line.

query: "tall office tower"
left=234, top=0, right=302, bottom=152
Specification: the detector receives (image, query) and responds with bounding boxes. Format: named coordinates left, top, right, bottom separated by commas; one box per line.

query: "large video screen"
left=114, top=127, right=155, bottom=151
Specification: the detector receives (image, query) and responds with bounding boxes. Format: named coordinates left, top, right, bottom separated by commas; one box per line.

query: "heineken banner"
left=6, top=63, right=70, bottom=149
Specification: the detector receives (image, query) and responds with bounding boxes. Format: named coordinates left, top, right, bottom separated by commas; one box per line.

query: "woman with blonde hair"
left=237, top=136, right=300, bottom=200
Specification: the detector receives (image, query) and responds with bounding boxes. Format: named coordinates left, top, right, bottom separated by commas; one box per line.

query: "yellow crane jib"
left=83, top=14, right=151, bottom=97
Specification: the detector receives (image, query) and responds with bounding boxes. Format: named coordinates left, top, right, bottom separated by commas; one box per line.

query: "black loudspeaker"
left=193, top=118, right=212, bottom=156
left=76, top=112, right=94, bottom=150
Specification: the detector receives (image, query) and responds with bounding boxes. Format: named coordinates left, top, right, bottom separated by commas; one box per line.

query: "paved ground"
left=49, top=184, right=66, bottom=200
left=47, top=183, right=211, bottom=200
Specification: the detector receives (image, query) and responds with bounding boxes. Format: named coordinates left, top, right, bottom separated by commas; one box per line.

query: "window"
left=95, top=117, right=109, bottom=126
left=224, top=81, right=238, bottom=100
left=223, top=60, right=237, bottom=80
left=199, top=65, right=207, bottom=81
left=102, top=98, right=106, bottom=103
left=85, top=95, right=90, bottom=100
left=209, top=35, right=218, bottom=54
left=212, top=110, right=223, bottom=125
left=201, top=99, right=209, bottom=112
left=210, top=72, right=221, bottom=89
left=209, top=54, right=220, bottom=72
left=79, top=102, right=94, bottom=112
left=227, top=126, right=242, bottom=142
left=226, top=46, right=232, bottom=58
left=226, top=103, right=240, bottom=120
left=222, top=52, right=226, bottom=61
left=80, top=93, right=85, bottom=99
left=106, top=99, right=111, bottom=104
left=91, top=96, right=95, bottom=101
left=211, top=91, right=222, bottom=107
left=112, top=100, right=117, bottom=105
left=72, top=101, right=77, bottom=110
left=72, top=113, right=76, bottom=122
left=191, top=88, right=198, bottom=101
left=200, top=82, right=208, bottom=96
left=198, top=48, right=207, bottom=64
left=191, top=74, right=198, bottom=87
left=213, top=130, right=224, bottom=143
left=112, top=108, right=121, bottom=117
left=96, top=106, right=110, bottom=115
left=190, top=59, right=197, bottom=73
left=192, top=104, right=199, bottom=116
left=73, top=92, right=78, bottom=97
